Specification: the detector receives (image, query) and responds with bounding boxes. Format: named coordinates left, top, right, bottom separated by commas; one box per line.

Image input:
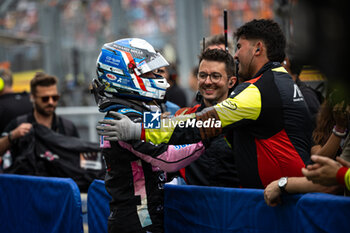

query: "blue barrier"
left=2, top=176, right=349, bottom=233
left=87, top=179, right=111, bottom=233
left=164, top=184, right=350, bottom=233
left=297, top=193, right=350, bottom=233
left=0, top=174, right=83, bottom=233
left=164, top=184, right=303, bottom=233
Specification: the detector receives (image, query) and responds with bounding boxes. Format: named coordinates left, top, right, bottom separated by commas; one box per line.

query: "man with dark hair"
left=98, top=19, right=312, bottom=189
left=196, top=49, right=235, bottom=106
left=0, top=68, right=32, bottom=134
left=0, top=72, right=79, bottom=159
left=191, top=34, right=237, bottom=106
left=175, top=49, right=239, bottom=187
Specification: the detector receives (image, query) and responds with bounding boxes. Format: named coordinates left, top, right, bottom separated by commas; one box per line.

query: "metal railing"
left=56, top=106, right=104, bottom=142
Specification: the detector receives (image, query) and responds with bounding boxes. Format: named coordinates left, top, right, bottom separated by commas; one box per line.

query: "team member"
left=97, top=19, right=312, bottom=188
left=175, top=48, right=239, bottom=187
left=91, top=38, right=204, bottom=232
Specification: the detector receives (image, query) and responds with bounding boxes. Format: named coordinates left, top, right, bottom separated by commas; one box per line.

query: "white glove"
left=96, top=111, right=142, bottom=141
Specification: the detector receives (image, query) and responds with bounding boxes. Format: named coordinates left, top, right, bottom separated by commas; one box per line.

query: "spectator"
left=92, top=38, right=204, bottom=232
left=302, top=155, right=350, bottom=189
left=311, top=94, right=350, bottom=158
left=97, top=19, right=312, bottom=189
left=174, top=48, right=239, bottom=187
left=264, top=174, right=339, bottom=207
left=264, top=152, right=349, bottom=207
left=0, top=68, right=32, bottom=134
left=282, top=43, right=321, bottom=128
left=155, top=64, right=187, bottom=108
left=0, top=72, right=79, bottom=159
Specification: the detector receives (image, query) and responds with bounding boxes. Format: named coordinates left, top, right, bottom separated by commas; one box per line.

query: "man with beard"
left=0, top=72, right=79, bottom=159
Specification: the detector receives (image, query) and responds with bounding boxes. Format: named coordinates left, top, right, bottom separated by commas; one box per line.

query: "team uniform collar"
left=251, top=61, right=282, bottom=80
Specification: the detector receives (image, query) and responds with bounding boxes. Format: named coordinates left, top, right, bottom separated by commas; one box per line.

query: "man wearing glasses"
left=0, top=72, right=79, bottom=161
left=172, top=48, right=240, bottom=187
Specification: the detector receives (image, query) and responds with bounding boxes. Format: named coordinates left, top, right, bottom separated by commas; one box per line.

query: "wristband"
left=336, top=166, right=348, bottom=186
left=332, top=126, right=347, bottom=138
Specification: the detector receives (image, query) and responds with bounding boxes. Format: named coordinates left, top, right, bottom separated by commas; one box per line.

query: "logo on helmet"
left=128, top=61, right=136, bottom=74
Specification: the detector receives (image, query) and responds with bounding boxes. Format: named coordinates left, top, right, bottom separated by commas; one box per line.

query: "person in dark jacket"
left=0, top=72, right=79, bottom=159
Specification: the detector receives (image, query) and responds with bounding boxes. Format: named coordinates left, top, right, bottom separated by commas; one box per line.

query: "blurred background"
left=0, top=0, right=337, bottom=141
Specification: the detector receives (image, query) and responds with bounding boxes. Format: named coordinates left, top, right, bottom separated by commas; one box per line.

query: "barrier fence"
left=0, top=174, right=83, bottom=233
left=1, top=176, right=349, bottom=233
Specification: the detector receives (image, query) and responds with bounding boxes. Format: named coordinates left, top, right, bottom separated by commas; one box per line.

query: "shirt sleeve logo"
left=293, top=84, right=304, bottom=102
left=221, top=101, right=238, bottom=111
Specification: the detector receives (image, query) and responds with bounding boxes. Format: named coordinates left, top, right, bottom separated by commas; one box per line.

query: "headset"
left=246, top=46, right=261, bottom=79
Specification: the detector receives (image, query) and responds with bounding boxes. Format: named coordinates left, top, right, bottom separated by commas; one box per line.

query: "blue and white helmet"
left=95, top=38, right=170, bottom=101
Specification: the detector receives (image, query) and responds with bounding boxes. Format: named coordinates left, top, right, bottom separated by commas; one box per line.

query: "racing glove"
left=96, top=111, right=141, bottom=141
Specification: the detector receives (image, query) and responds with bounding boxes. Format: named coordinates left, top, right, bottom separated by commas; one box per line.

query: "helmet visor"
left=137, top=52, right=169, bottom=75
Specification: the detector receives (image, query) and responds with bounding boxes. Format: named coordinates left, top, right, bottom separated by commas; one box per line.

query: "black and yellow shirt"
left=141, top=62, right=312, bottom=188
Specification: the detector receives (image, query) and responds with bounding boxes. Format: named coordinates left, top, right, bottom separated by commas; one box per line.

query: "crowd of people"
left=0, top=16, right=349, bottom=233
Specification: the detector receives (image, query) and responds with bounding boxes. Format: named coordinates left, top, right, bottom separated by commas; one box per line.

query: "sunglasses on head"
left=36, top=95, right=60, bottom=103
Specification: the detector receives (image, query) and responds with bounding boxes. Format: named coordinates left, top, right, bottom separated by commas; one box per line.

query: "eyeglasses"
left=197, top=72, right=223, bottom=83
left=36, top=95, right=60, bottom=103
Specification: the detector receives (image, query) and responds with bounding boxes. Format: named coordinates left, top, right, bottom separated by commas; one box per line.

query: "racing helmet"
left=93, top=38, right=169, bottom=103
